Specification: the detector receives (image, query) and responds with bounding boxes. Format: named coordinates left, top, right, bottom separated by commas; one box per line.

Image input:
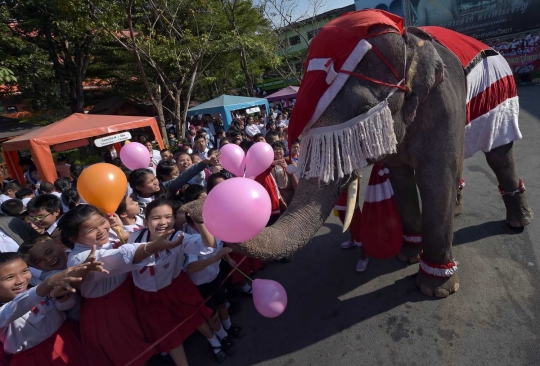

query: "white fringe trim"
left=419, top=260, right=459, bottom=278
left=298, top=101, right=398, bottom=184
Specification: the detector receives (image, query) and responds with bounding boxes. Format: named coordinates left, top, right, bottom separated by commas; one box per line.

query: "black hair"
left=265, top=130, right=280, bottom=143
left=170, top=200, right=183, bottom=214
left=183, top=184, right=206, bottom=203
left=56, top=155, right=67, bottom=162
left=15, top=188, right=33, bottom=200
left=239, top=140, right=254, bottom=154
left=115, top=196, right=128, bottom=216
left=57, top=204, right=104, bottom=246
left=0, top=252, right=23, bottom=267
left=18, top=234, right=53, bottom=261
left=2, top=181, right=21, bottom=194
left=128, top=169, right=169, bottom=199
left=185, top=212, right=194, bottom=227
left=220, top=137, right=230, bottom=146
left=207, top=173, right=227, bottom=193
left=271, top=141, right=285, bottom=150
left=1, top=199, right=24, bottom=216
left=194, top=134, right=206, bottom=143
left=291, top=139, right=300, bottom=145
left=207, top=147, right=218, bottom=157
left=39, top=182, right=54, bottom=194
left=172, top=150, right=184, bottom=161
left=160, top=148, right=171, bottom=154
left=175, top=152, right=191, bottom=161
left=18, top=157, right=33, bottom=167
left=69, top=164, right=84, bottom=179
left=144, top=198, right=174, bottom=220
left=26, top=194, right=62, bottom=215
left=156, top=160, right=177, bottom=182
left=61, top=188, right=80, bottom=210
left=54, top=177, right=71, bottom=193
left=253, top=133, right=264, bottom=141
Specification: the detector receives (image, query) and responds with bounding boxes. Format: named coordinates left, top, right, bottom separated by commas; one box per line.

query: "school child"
left=15, top=188, right=34, bottom=206
left=61, top=204, right=185, bottom=366
left=156, top=160, right=180, bottom=182
left=0, top=251, right=104, bottom=366
left=53, top=178, right=71, bottom=198
left=61, top=188, right=80, bottom=212
left=0, top=181, right=22, bottom=205
left=129, top=199, right=235, bottom=364
left=18, top=234, right=84, bottom=320
left=129, top=153, right=218, bottom=208
left=39, top=182, right=55, bottom=195
left=183, top=210, right=244, bottom=345
left=116, top=196, right=145, bottom=233
left=26, top=194, right=63, bottom=235
left=0, top=199, right=25, bottom=217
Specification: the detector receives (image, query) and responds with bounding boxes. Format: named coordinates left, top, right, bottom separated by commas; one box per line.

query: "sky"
left=255, top=0, right=356, bottom=25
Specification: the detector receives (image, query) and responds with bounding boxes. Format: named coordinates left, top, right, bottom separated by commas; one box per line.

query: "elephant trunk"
left=235, top=177, right=342, bottom=259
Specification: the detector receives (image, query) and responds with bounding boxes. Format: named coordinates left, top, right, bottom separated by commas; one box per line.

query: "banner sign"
left=94, top=132, right=132, bottom=147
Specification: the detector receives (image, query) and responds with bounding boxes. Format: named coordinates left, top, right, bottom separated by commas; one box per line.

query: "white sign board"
left=246, top=107, right=260, bottom=114
left=94, top=132, right=132, bottom=147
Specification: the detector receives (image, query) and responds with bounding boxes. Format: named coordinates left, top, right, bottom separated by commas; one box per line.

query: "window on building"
left=288, top=35, right=301, bottom=46
left=307, top=28, right=321, bottom=40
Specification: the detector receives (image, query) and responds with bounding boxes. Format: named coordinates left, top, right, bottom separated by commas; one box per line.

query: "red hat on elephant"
left=288, top=10, right=404, bottom=146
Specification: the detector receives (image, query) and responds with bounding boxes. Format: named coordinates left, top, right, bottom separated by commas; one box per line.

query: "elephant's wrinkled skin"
left=206, top=26, right=533, bottom=298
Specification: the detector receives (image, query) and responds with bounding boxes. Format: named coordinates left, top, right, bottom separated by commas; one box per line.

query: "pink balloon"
left=219, top=144, right=245, bottom=177
left=120, top=142, right=151, bottom=170
left=203, top=178, right=271, bottom=242
left=244, top=142, right=274, bottom=179
left=252, top=279, right=288, bottom=318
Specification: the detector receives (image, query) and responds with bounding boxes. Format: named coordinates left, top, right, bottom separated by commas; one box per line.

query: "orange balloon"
left=77, top=163, right=128, bottom=214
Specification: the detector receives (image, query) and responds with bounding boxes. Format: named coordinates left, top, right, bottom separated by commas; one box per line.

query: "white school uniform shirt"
left=245, top=124, right=261, bottom=137
left=51, top=192, right=62, bottom=198
left=46, top=219, right=60, bottom=235
left=0, top=194, right=12, bottom=204
left=129, top=230, right=213, bottom=292
left=123, top=215, right=145, bottom=234
left=150, top=150, right=162, bottom=166
left=184, top=236, right=223, bottom=286
left=67, top=235, right=154, bottom=299
left=0, top=287, right=76, bottom=354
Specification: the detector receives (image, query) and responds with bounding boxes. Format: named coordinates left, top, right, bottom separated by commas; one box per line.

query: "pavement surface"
left=180, top=86, right=540, bottom=366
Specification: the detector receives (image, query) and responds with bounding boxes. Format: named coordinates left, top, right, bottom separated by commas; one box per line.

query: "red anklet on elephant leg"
left=403, top=234, right=422, bottom=246
left=419, top=254, right=459, bottom=278
left=498, top=179, right=526, bottom=196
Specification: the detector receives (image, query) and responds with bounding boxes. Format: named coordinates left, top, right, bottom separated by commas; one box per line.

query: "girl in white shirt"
left=60, top=204, right=184, bottom=366
left=0, top=251, right=103, bottom=366
left=129, top=199, right=233, bottom=364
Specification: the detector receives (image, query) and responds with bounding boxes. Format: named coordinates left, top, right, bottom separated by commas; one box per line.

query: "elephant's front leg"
left=484, top=142, right=534, bottom=227
left=415, top=160, right=461, bottom=298
left=386, top=162, right=422, bottom=264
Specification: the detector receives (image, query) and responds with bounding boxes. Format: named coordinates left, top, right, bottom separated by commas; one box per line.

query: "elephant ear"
left=403, top=27, right=445, bottom=125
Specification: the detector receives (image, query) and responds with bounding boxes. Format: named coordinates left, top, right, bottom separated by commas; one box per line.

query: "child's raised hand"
left=45, top=264, right=90, bottom=293
left=82, top=246, right=109, bottom=275
left=49, top=286, right=71, bottom=300
left=150, top=231, right=184, bottom=251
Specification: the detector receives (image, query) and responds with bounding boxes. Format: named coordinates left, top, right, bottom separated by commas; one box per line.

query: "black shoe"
left=220, top=336, right=237, bottom=355
left=213, top=349, right=226, bottom=363
left=226, top=324, right=244, bottom=339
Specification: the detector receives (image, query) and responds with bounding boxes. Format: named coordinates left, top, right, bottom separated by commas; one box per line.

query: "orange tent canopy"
left=3, top=113, right=164, bottom=184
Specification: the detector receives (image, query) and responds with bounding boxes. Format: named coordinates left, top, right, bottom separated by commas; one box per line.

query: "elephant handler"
left=334, top=189, right=369, bottom=272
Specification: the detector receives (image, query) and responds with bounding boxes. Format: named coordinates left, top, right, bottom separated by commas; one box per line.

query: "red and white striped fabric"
left=359, top=163, right=402, bottom=259
left=420, top=26, right=521, bottom=158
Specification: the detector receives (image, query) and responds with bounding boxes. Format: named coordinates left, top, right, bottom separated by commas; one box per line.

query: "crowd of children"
left=0, top=111, right=309, bottom=366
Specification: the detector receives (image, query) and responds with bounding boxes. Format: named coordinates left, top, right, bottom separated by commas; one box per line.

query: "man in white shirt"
left=244, top=116, right=263, bottom=137
left=193, top=135, right=210, bottom=160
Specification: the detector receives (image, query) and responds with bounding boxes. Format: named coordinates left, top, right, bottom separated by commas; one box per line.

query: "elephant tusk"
left=342, top=177, right=359, bottom=233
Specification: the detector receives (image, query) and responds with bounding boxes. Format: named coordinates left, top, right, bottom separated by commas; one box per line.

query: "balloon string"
left=116, top=225, right=126, bottom=244
left=222, top=258, right=253, bottom=282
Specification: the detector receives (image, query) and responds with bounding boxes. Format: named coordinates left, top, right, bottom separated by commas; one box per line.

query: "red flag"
left=359, top=162, right=402, bottom=258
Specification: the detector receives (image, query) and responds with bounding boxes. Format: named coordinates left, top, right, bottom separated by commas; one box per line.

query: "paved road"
left=184, top=86, right=540, bottom=366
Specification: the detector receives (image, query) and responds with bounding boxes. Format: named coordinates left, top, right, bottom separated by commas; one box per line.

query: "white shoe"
left=356, top=258, right=369, bottom=272
left=341, top=239, right=358, bottom=249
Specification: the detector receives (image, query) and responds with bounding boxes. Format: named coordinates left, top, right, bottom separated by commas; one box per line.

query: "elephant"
left=194, top=10, right=534, bottom=298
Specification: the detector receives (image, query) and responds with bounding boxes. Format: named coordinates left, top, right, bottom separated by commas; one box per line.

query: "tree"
left=260, top=0, right=327, bottom=84
left=1, top=0, right=97, bottom=114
